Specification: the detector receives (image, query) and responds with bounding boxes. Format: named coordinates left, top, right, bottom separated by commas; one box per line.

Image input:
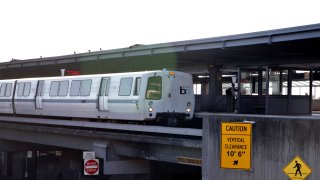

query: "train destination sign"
left=220, top=122, right=252, bottom=170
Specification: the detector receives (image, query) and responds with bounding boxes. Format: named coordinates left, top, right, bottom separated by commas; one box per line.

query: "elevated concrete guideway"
left=0, top=115, right=202, bottom=177
left=0, top=116, right=202, bottom=137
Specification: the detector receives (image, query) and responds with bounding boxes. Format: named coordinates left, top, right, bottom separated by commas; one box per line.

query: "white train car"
left=8, top=70, right=195, bottom=121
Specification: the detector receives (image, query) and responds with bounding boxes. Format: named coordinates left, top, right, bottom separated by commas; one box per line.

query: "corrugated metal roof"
left=1, top=23, right=320, bottom=69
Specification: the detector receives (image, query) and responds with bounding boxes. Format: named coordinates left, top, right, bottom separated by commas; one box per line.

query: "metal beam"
left=0, top=116, right=202, bottom=137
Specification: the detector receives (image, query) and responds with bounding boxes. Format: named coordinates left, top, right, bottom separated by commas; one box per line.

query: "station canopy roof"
left=1, top=23, right=320, bottom=77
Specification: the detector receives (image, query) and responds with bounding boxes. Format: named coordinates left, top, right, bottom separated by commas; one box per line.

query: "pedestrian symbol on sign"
left=294, top=161, right=302, bottom=176
left=283, top=156, right=312, bottom=180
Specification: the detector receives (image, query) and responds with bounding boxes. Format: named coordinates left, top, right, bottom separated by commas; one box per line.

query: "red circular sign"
left=84, top=159, right=99, bottom=175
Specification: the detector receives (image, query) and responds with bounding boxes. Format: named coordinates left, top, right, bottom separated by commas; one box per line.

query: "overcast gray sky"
left=0, top=0, right=319, bottom=62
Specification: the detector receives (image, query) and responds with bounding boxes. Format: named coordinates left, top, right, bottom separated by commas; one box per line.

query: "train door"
left=163, top=73, right=180, bottom=113
left=35, top=80, right=44, bottom=109
left=98, top=77, right=110, bottom=111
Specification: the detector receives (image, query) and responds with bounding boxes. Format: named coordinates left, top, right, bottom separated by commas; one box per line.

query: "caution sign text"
left=221, top=122, right=252, bottom=170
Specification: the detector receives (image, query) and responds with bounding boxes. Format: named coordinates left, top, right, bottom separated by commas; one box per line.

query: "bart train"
left=0, top=70, right=194, bottom=122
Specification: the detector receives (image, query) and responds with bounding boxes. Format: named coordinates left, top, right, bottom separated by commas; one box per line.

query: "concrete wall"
left=202, top=113, right=320, bottom=180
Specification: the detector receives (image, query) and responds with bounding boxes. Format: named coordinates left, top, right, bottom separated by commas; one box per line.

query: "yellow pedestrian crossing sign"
left=283, top=156, right=312, bottom=180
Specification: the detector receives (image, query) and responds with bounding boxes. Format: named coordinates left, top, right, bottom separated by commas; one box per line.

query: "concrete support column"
left=93, top=141, right=108, bottom=175
left=208, top=65, right=222, bottom=111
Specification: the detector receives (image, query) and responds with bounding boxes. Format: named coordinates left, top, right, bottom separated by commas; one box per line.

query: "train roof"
left=0, top=70, right=187, bottom=82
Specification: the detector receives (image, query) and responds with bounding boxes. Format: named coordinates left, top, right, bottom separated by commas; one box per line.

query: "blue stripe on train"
left=0, top=99, right=12, bottom=102
left=12, top=99, right=139, bottom=104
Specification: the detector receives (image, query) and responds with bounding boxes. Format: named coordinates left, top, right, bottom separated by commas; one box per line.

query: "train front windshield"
left=145, top=76, right=162, bottom=100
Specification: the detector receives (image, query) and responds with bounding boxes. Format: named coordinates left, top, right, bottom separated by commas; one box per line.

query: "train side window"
left=80, top=80, right=92, bottom=96
left=17, top=82, right=31, bottom=97
left=5, top=83, right=12, bottom=97
left=59, top=81, right=69, bottom=96
left=0, top=84, right=3, bottom=97
left=70, top=80, right=81, bottom=96
left=0, top=84, right=5, bottom=97
left=146, top=76, right=162, bottom=100
left=23, top=82, right=31, bottom=96
left=0, top=83, right=12, bottom=97
left=119, top=77, right=133, bottom=96
left=50, top=81, right=59, bottom=96
left=133, top=77, right=141, bottom=96
left=17, top=83, right=25, bottom=97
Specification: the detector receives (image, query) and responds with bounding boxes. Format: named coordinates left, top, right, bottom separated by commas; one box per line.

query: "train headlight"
left=149, top=101, right=153, bottom=106
left=187, top=102, right=191, bottom=106
left=149, top=107, right=153, bottom=112
left=187, top=108, right=191, bottom=113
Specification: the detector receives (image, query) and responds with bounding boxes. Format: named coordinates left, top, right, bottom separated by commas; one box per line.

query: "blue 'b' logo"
left=180, top=86, right=187, bottom=94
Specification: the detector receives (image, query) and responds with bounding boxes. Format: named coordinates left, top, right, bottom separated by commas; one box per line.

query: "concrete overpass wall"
left=202, top=113, right=320, bottom=180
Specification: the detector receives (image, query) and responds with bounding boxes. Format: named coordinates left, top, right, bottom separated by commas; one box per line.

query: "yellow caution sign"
left=283, top=156, right=312, bottom=180
left=220, top=122, right=252, bottom=170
